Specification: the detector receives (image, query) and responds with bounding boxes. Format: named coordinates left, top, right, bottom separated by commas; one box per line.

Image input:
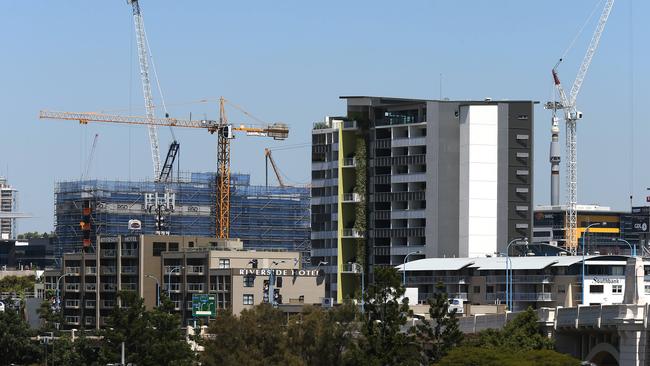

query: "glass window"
left=557, top=285, right=566, bottom=294
left=589, top=285, right=604, bottom=294
left=473, top=286, right=480, bottom=294
left=243, top=275, right=255, bottom=287
left=243, top=294, right=254, bottom=305
left=219, top=259, right=230, bottom=269
left=152, top=242, right=166, bottom=257
left=168, top=243, right=179, bottom=252
left=645, top=285, right=650, bottom=295
left=612, top=285, right=622, bottom=294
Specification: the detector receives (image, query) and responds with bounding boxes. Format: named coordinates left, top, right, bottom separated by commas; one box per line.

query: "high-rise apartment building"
left=311, top=96, right=535, bottom=302
left=0, top=177, right=18, bottom=239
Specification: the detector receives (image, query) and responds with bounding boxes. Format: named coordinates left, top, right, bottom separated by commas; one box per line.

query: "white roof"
left=398, top=255, right=636, bottom=272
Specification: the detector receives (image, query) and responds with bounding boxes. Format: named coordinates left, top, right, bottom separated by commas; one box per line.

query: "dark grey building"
left=311, top=96, right=535, bottom=301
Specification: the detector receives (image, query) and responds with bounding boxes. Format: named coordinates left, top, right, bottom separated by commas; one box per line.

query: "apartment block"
left=311, top=96, right=535, bottom=302
left=54, top=234, right=324, bottom=329
left=0, top=177, right=17, bottom=239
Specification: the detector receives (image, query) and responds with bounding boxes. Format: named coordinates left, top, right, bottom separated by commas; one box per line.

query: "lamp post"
left=166, top=265, right=183, bottom=299
left=505, top=237, right=528, bottom=311
left=315, top=261, right=328, bottom=274
left=612, top=238, right=636, bottom=257
left=56, top=273, right=74, bottom=312
left=403, top=251, right=422, bottom=287
left=350, top=262, right=364, bottom=314
left=145, top=274, right=160, bottom=307
left=582, top=222, right=604, bottom=305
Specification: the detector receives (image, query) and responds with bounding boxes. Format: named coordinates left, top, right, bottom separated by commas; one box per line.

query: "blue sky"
left=0, top=0, right=648, bottom=233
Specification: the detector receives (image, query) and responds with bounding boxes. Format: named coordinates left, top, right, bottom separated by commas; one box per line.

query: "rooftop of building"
left=339, top=95, right=539, bottom=104
left=535, top=204, right=620, bottom=213
left=396, top=254, right=642, bottom=272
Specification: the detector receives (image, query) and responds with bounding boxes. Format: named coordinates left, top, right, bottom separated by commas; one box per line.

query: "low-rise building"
left=398, top=255, right=650, bottom=312
left=49, top=234, right=325, bottom=329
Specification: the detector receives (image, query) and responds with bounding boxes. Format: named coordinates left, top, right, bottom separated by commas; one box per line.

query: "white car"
left=448, top=298, right=464, bottom=315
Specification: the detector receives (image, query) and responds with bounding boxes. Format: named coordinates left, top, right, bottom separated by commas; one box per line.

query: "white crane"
left=128, top=0, right=162, bottom=179
left=548, top=0, right=614, bottom=252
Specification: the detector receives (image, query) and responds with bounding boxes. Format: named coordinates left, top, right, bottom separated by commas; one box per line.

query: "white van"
left=448, top=298, right=464, bottom=315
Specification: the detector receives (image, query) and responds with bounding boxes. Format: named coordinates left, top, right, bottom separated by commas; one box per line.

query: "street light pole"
left=166, top=266, right=182, bottom=309
left=56, top=273, right=74, bottom=312
left=145, top=274, right=160, bottom=307
left=612, top=238, right=636, bottom=257
left=402, top=251, right=422, bottom=287
left=505, top=237, right=528, bottom=311
left=582, top=222, right=604, bottom=305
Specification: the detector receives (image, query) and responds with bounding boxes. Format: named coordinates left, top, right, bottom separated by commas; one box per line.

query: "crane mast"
left=128, top=0, right=162, bottom=180
left=549, top=0, right=614, bottom=252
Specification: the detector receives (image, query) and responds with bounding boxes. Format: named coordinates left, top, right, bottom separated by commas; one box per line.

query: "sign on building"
left=621, top=215, right=650, bottom=233
left=191, top=294, right=216, bottom=317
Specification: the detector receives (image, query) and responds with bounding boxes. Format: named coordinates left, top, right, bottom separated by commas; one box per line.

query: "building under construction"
left=54, top=172, right=310, bottom=260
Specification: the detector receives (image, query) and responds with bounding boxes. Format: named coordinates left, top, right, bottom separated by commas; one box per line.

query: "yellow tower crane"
left=40, top=97, right=289, bottom=239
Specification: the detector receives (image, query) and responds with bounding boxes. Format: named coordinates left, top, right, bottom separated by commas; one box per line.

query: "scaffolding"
left=54, top=172, right=310, bottom=261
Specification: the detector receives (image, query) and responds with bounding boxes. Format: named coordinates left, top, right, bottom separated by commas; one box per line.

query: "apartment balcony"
left=121, top=283, right=138, bottom=291
left=187, top=301, right=194, bottom=310
left=65, top=316, right=80, bottom=325
left=342, top=157, right=356, bottom=168
left=165, top=283, right=181, bottom=293
left=187, top=265, right=205, bottom=276
left=121, top=266, right=138, bottom=275
left=101, top=283, right=117, bottom=292
left=340, top=263, right=363, bottom=274
left=85, top=300, right=96, bottom=308
left=65, top=283, right=80, bottom=292
left=101, top=267, right=117, bottom=275
left=485, top=275, right=553, bottom=284
left=85, top=317, right=96, bottom=326
left=486, top=292, right=554, bottom=302
left=406, top=276, right=469, bottom=285
left=187, top=283, right=204, bottom=293
left=85, top=283, right=97, bottom=292
left=101, top=300, right=115, bottom=309
left=85, top=267, right=97, bottom=275
left=342, top=193, right=361, bottom=203
left=64, top=299, right=80, bottom=309
left=64, top=267, right=80, bottom=275
left=342, top=228, right=363, bottom=238
left=101, top=249, right=116, bottom=258
left=164, top=266, right=183, bottom=275
left=172, top=301, right=182, bottom=311
left=418, top=292, right=468, bottom=304
left=121, top=249, right=138, bottom=257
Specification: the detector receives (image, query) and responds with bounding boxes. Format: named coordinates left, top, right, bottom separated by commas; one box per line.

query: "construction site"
left=54, top=172, right=309, bottom=261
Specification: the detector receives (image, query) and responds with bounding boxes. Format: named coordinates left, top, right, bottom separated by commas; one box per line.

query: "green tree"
left=38, top=290, right=64, bottom=333
left=49, top=335, right=83, bottom=365
left=0, top=309, right=42, bottom=366
left=436, top=346, right=580, bottom=366
left=466, top=307, right=554, bottom=351
left=344, top=267, right=420, bottom=366
left=0, top=275, right=36, bottom=293
left=414, top=284, right=463, bottom=364
left=286, top=303, right=358, bottom=366
left=99, top=291, right=194, bottom=366
left=201, top=304, right=301, bottom=366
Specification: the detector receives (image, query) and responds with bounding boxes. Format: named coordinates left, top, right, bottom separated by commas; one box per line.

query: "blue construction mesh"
left=54, top=173, right=310, bottom=260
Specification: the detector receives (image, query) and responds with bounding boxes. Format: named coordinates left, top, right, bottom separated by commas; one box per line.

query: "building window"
left=473, top=286, right=480, bottom=294
left=243, top=294, right=254, bottom=305
left=557, top=285, right=566, bottom=294
left=276, top=277, right=283, bottom=288
left=589, top=285, right=604, bottom=294
left=645, top=285, right=650, bottom=295
left=243, top=275, right=255, bottom=287
left=152, top=242, right=166, bottom=257
left=219, top=259, right=230, bottom=269
left=612, top=285, right=622, bottom=294
left=168, top=242, right=179, bottom=252
left=486, top=285, right=494, bottom=294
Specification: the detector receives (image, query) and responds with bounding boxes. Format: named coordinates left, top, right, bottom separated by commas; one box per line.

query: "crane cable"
left=560, top=0, right=605, bottom=60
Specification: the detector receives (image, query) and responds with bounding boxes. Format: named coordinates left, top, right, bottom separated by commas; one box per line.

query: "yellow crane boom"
left=40, top=97, right=289, bottom=239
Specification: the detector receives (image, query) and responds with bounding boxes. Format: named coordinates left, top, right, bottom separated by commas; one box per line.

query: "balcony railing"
left=121, top=266, right=138, bottom=274
left=165, top=283, right=181, bottom=292
left=121, top=283, right=138, bottom=291
left=101, top=300, right=115, bottom=309
left=342, top=228, right=363, bottom=238
left=65, top=267, right=80, bottom=275
left=65, top=316, right=80, bottom=325
left=65, top=283, right=80, bottom=292
left=85, top=300, right=96, bottom=308
left=486, top=292, right=554, bottom=302
left=341, top=263, right=363, bottom=274
left=101, top=249, right=116, bottom=257
left=101, top=267, right=117, bottom=275
left=85, top=267, right=97, bottom=275
left=406, top=276, right=469, bottom=284
left=417, top=292, right=468, bottom=304
left=187, top=283, right=204, bottom=292
left=187, top=265, right=205, bottom=275
left=172, top=301, right=182, bottom=311
left=164, top=266, right=183, bottom=275
left=85, top=283, right=97, bottom=292
left=342, top=158, right=356, bottom=168
left=342, top=193, right=361, bottom=203
left=486, top=275, right=553, bottom=284
left=65, top=300, right=80, bottom=308
left=85, top=317, right=96, bottom=326
left=121, top=249, right=138, bottom=257
left=101, top=283, right=117, bottom=292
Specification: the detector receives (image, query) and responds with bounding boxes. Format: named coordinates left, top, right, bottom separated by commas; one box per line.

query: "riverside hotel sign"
left=236, top=268, right=321, bottom=277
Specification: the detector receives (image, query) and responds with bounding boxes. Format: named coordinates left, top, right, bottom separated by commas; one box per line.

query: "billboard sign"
left=621, top=215, right=650, bottom=233
left=192, top=294, right=216, bottom=317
